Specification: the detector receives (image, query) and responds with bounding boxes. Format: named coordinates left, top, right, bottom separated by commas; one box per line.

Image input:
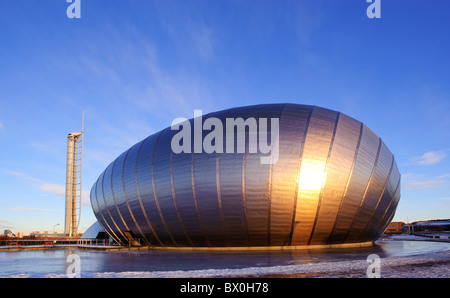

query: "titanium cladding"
left=90, top=103, right=400, bottom=248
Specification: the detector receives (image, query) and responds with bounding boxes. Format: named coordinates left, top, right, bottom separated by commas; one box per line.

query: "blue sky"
left=0, top=0, right=449, bottom=234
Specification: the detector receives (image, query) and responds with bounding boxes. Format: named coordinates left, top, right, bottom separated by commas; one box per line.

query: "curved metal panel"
left=95, top=170, right=111, bottom=235
left=362, top=160, right=400, bottom=242
left=328, top=124, right=380, bottom=244
left=374, top=177, right=401, bottom=238
left=136, top=132, right=175, bottom=246
left=291, top=107, right=338, bottom=245
left=95, top=170, right=122, bottom=243
left=135, top=136, right=164, bottom=246
left=102, top=162, right=126, bottom=239
left=309, top=113, right=361, bottom=245
left=119, top=141, right=149, bottom=242
left=91, top=179, right=112, bottom=240
left=244, top=105, right=283, bottom=246
left=111, top=151, right=131, bottom=233
left=193, top=111, right=228, bottom=246
left=269, top=104, right=311, bottom=246
left=219, top=106, right=254, bottom=246
left=91, top=103, right=401, bottom=247
left=153, top=128, right=191, bottom=246
left=347, top=141, right=393, bottom=243
left=90, top=180, right=100, bottom=221
left=171, top=119, right=207, bottom=246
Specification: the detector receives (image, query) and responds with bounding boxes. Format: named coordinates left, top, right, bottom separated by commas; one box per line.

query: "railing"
left=0, top=239, right=79, bottom=247
left=0, top=238, right=146, bottom=249
left=77, top=239, right=115, bottom=247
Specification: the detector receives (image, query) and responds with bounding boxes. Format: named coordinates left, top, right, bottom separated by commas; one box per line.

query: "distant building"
left=411, top=219, right=450, bottom=234
left=384, top=222, right=404, bottom=234
left=3, top=229, right=15, bottom=237
left=81, top=221, right=109, bottom=240
left=29, top=232, right=71, bottom=238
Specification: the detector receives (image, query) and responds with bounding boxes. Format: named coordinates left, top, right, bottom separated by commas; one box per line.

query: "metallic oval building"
left=90, top=103, right=400, bottom=248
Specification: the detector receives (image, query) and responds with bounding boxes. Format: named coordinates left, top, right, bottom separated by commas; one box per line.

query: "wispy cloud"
left=412, top=150, right=446, bottom=166
left=0, top=219, right=13, bottom=229
left=30, top=141, right=65, bottom=161
left=4, top=170, right=40, bottom=183
left=403, top=179, right=446, bottom=190
left=11, top=207, right=60, bottom=212
left=190, top=23, right=215, bottom=61
left=37, top=184, right=90, bottom=206
left=4, top=170, right=90, bottom=205
left=0, top=122, right=4, bottom=130
left=295, top=2, right=324, bottom=45
left=402, top=173, right=449, bottom=190
left=39, top=183, right=65, bottom=197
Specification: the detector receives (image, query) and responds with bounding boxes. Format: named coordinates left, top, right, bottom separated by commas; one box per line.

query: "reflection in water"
left=0, top=241, right=449, bottom=277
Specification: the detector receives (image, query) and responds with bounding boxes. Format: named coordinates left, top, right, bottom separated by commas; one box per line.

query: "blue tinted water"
left=0, top=241, right=448, bottom=277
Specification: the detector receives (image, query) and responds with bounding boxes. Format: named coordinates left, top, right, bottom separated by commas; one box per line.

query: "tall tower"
left=64, top=111, right=84, bottom=237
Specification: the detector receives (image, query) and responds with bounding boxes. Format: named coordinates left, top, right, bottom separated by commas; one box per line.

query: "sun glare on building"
left=298, top=161, right=327, bottom=192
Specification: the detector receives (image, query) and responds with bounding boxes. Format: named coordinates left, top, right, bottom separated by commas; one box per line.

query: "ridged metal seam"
left=135, top=136, right=164, bottom=246
left=269, top=104, right=311, bottom=245
left=240, top=152, right=249, bottom=245
left=344, top=138, right=383, bottom=243
left=308, top=113, right=362, bottom=245
left=321, top=124, right=380, bottom=245
left=214, top=108, right=231, bottom=246
left=215, top=154, right=228, bottom=245
left=90, top=180, right=100, bottom=219
left=95, top=171, right=113, bottom=241
left=288, top=106, right=313, bottom=246
left=369, top=156, right=396, bottom=232
left=120, top=143, right=149, bottom=245
left=105, top=160, right=127, bottom=236
left=308, top=112, right=341, bottom=245
left=223, top=105, right=255, bottom=246
left=375, top=163, right=401, bottom=236
left=327, top=122, right=364, bottom=244
left=374, top=176, right=401, bottom=238
left=171, top=148, right=194, bottom=246
left=191, top=140, right=212, bottom=246
left=95, top=171, right=108, bottom=231
left=139, top=135, right=171, bottom=245
left=93, top=176, right=108, bottom=237
left=194, top=110, right=231, bottom=246
left=96, top=170, right=122, bottom=244
left=171, top=125, right=206, bottom=246
left=122, top=143, right=146, bottom=240
left=263, top=105, right=284, bottom=245
left=151, top=128, right=177, bottom=246
left=242, top=105, right=282, bottom=245
left=101, top=162, right=127, bottom=243
left=358, top=152, right=395, bottom=242
left=292, top=107, right=339, bottom=245
left=216, top=109, right=239, bottom=246
left=266, top=104, right=287, bottom=245
left=112, top=151, right=130, bottom=231
left=91, top=179, right=105, bottom=233
left=354, top=141, right=393, bottom=243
